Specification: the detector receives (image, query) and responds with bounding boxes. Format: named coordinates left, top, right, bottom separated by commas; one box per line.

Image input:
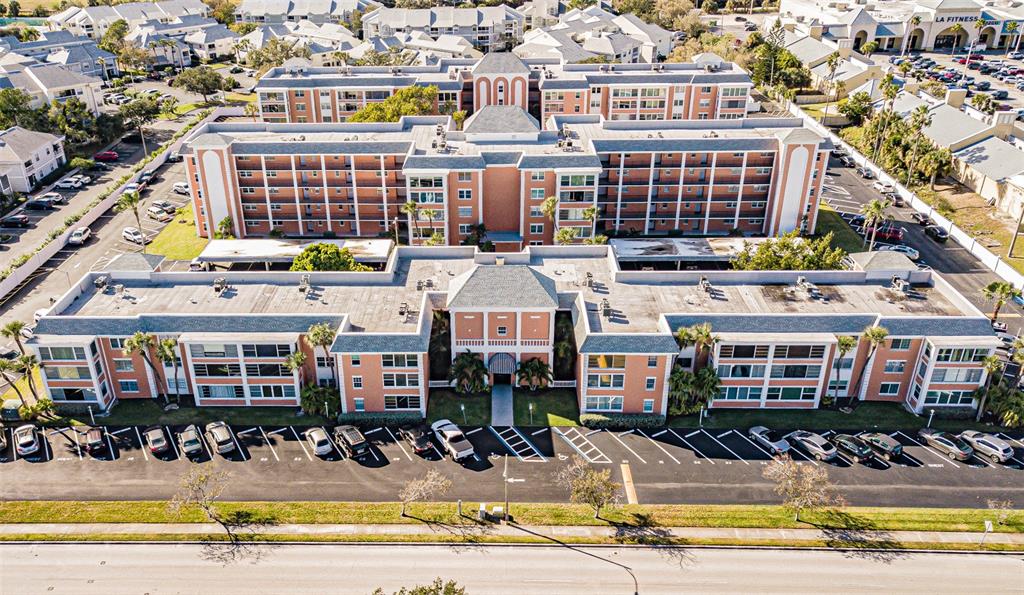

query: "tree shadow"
left=403, top=513, right=497, bottom=552
left=608, top=513, right=695, bottom=569
left=810, top=509, right=911, bottom=563
left=198, top=509, right=279, bottom=565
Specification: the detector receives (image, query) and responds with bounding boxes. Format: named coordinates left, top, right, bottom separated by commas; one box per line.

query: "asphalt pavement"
left=3, top=544, right=1020, bottom=594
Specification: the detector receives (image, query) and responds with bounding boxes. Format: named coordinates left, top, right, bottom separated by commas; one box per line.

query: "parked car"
left=744, top=22, right=757, bottom=31
left=838, top=155, right=855, bottom=167
left=122, top=227, right=147, bottom=244
left=924, top=225, right=949, bottom=242
left=172, top=182, right=190, bottom=195
left=121, top=182, right=140, bottom=195
left=143, top=425, right=169, bottom=454
left=786, top=430, right=837, bottom=461
left=334, top=424, right=371, bottom=459
left=398, top=424, right=433, bottom=455
left=431, top=419, right=475, bottom=461
left=0, top=214, right=30, bottom=228
left=13, top=425, right=40, bottom=456
left=151, top=199, right=177, bottom=215
left=55, top=178, right=84, bottom=190
left=917, top=428, right=973, bottom=461
left=138, top=171, right=153, bottom=186
left=67, top=226, right=91, bottom=245
left=876, top=244, right=920, bottom=261
left=229, top=65, right=244, bottom=74
left=205, top=421, right=236, bottom=454
left=748, top=426, right=790, bottom=455
left=974, top=80, right=991, bottom=90
left=958, top=431, right=1014, bottom=464
left=1009, top=51, right=1024, bottom=60
left=910, top=212, right=933, bottom=225
left=189, top=258, right=210, bottom=272
left=831, top=434, right=873, bottom=463
left=0, top=426, right=6, bottom=451
left=82, top=427, right=105, bottom=454
left=93, top=151, right=119, bottom=162
left=68, top=174, right=91, bottom=185
left=24, top=198, right=54, bottom=210
left=146, top=205, right=172, bottom=222
left=857, top=166, right=875, bottom=179
left=991, top=89, right=1009, bottom=100
left=861, top=432, right=903, bottom=461
left=872, top=181, right=895, bottom=193
left=303, top=427, right=334, bottom=456
left=177, top=425, right=204, bottom=458
left=39, top=192, right=66, bottom=204
left=865, top=224, right=904, bottom=242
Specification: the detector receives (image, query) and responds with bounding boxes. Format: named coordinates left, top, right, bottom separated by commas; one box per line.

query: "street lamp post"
left=528, top=402, right=534, bottom=425
left=460, top=402, right=466, bottom=424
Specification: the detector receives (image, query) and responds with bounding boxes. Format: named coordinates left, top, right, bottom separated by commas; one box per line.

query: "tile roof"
left=464, top=106, right=540, bottom=134
left=877, top=316, right=994, bottom=338
left=447, top=265, right=558, bottom=309
left=472, top=52, right=530, bottom=75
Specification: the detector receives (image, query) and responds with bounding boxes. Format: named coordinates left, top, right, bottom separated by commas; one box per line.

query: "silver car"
left=303, top=427, right=333, bottom=457
left=958, top=431, right=1014, bottom=464
left=786, top=430, right=838, bottom=461
left=748, top=426, right=790, bottom=456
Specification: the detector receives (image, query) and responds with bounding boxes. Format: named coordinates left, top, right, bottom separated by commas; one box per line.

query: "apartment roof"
left=447, top=264, right=558, bottom=309
left=363, top=5, right=524, bottom=28
left=463, top=106, right=539, bottom=134
left=0, top=126, right=62, bottom=163
left=34, top=314, right=345, bottom=337
left=664, top=313, right=878, bottom=335
left=954, top=137, right=1024, bottom=182
left=236, top=0, right=379, bottom=18
left=0, top=58, right=101, bottom=93
left=48, top=0, right=208, bottom=27
left=472, top=52, right=530, bottom=75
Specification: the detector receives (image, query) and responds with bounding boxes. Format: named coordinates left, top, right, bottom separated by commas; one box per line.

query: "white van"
left=172, top=182, right=190, bottom=195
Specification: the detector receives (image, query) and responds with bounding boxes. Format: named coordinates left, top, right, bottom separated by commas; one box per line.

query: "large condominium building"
left=47, top=0, right=210, bottom=40
left=361, top=6, right=526, bottom=53
left=29, top=247, right=998, bottom=418
left=181, top=108, right=827, bottom=247
left=255, top=53, right=752, bottom=126
left=234, top=0, right=381, bottom=26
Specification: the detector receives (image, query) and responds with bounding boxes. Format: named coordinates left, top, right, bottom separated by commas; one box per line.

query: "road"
left=1, top=543, right=1020, bottom=594
left=822, top=157, right=1024, bottom=335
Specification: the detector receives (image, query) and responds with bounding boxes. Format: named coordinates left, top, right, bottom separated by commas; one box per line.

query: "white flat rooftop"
left=197, top=238, right=393, bottom=263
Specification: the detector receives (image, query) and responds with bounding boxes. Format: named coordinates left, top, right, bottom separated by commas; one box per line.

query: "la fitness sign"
left=935, top=14, right=991, bottom=24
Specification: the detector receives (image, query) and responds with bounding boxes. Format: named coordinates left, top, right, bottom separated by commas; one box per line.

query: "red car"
left=93, top=151, right=119, bottom=162
left=866, top=224, right=904, bottom=243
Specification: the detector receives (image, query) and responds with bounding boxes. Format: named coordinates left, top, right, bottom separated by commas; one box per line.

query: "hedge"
left=336, top=411, right=424, bottom=427
left=580, top=413, right=667, bottom=429
left=0, top=110, right=213, bottom=283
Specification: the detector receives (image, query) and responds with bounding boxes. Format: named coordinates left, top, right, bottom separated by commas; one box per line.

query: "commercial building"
left=254, top=52, right=752, bottom=125
left=0, top=126, right=66, bottom=192
left=361, top=6, right=527, bottom=53
left=180, top=107, right=827, bottom=247
left=29, top=246, right=998, bottom=417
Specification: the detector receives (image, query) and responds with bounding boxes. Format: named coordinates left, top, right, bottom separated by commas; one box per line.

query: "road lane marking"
left=134, top=427, right=148, bottom=460
left=385, top=427, right=413, bottom=462
left=702, top=429, right=749, bottom=465
left=638, top=430, right=680, bottom=464
left=684, top=430, right=700, bottom=438
left=620, top=463, right=638, bottom=504
left=668, top=428, right=714, bottom=464
left=259, top=426, right=280, bottom=461
left=609, top=431, right=646, bottom=464
left=531, top=428, right=546, bottom=436
left=290, top=426, right=312, bottom=461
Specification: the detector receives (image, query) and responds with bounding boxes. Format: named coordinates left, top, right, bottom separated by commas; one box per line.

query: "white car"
left=748, top=426, right=790, bottom=456
left=303, top=427, right=334, bottom=456
left=146, top=205, right=172, bottom=222
left=121, top=182, right=140, bottom=195
left=67, top=226, right=91, bottom=245
left=14, top=424, right=40, bottom=456
left=172, top=182, right=191, bottom=195
left=872, top=181, right=895, bottom=193
left=39, top=192, right=66, bottom=204
left=876, top=244, right=920, bottom=261
left=122, top=226, right=147, bottom=244
left=33, top=308, right=47, bottom=322
left=430, top=419, right=475, bottom=461
left=55, top=179, right=82, bottom=190
left=68, top=174, right=91, bottom=185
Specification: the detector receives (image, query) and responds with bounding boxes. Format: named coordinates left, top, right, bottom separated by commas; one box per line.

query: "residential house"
left=0, top=30, right=118, bottom=80
left=0, top=126, right=66, bottom=192
left=362, top=6, right=527, bottom=53
left=0, top=54, right=103, bottom=114
left=47, top=0, right=210, bottom=40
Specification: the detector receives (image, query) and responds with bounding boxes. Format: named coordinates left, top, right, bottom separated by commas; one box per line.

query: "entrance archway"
left=488, top=352, right=515, bottom=385
left=907, top=28, right=924, bottom=51
left=853, top=30, right=868, bottom=50
left=934, top=27, right=963, bottom=49
left=979, top=26, right=997, bottom=47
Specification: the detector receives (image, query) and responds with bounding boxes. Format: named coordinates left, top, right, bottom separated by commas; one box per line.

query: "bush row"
left=579, top=413, right=667, bottom=430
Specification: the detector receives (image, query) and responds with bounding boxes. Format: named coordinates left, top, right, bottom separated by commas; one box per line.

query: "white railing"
left=521, top=339, right=549, bottom=346
left=550, top=380, right=577, bottom=388
left=428, top=380, right=452, bottom=388
left=454, top=339, right=485, bottom=347
left=489, top=339, right=518, bottom=346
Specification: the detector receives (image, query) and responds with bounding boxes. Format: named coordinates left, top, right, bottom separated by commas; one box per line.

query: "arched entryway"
left=934, top=27, right=963, bottom=49
left=907, top=28, right=924, bottom=51
left=488, top=352, right=516, bottom=385
left=853, top=31, right=868, bottom=50
left=979, top=26, right=997, bottom=47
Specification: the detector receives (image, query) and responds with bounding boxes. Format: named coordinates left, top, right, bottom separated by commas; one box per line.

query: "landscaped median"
left=1, top=501, right=1020, bottom=551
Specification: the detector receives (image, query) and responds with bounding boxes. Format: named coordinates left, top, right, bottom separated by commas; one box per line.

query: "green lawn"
left=426, top=389, right=490, bottom=425
left=817, top=204, right=865, bottom=254
left=1, top=365, right=40, bottom=403
left=513, top=388, right=579, bottom=426
left=147, top=204, right=208, bottom=261
left=48, top=397, right=321, bottom=428
left=669, top=401, right=996, bottom=433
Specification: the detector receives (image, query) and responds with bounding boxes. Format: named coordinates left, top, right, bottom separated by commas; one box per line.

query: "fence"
left=785, top=100, right=1024, bottom=289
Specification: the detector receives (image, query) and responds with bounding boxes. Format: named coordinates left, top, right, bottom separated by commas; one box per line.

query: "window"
left=769, top=364, right=821, bottom=379
left=648, top=356, right=658, bottom=367
left=833, top=357, right=853, bottom=370
left=584, top=395, right=623, bottom=411
left=497, top=326, right=507, bottom=336
left=587, top=374, right=624, bottom=388
left=717, top=386, right=763, bottom=400
left=194, top=363, right=242, bottom=377
left=883, top=360, right=906, bottom=374
left=352, top=376, right=363, bottom=389
left=765, top=387, right=816, bottom=401
left=645, top=377, right=656, bottom=390
left=531, top=171, right=545, bottom=181
left=642, top=399, right=654, bottom=413
left=587, top=355, right=626, bottom=369
left=385, top=395, right=421, bottom=410
left=774, top=345, right=825, bottom=359
left=936, top=348, right=988, bottom=362
left=458, top=207, right=473, bottom=218
left=718, top=345, right=769, bottom=358
left=199, top=385, right=245, bottom=399
left=245, top=363, right=290, bottom=377
left=457, top=172, right=472, bottom=182
left=382, top=354, right=417, bottom=367
left=250, top=385, right=296, bottom=399
left=879, top=382, right=900, bottom=396
left=383, top=373, right=419, bottom=387
left=242, top=344, right=291, bottom=357
left=114, top=359, right=134, bottom=372
left=189, top=344, right=238, bottom=358
left=351, top=355, right=361, bottom=367
left=109, top=338, right=126, bottom=349
left=38, top=346, right=86, bottom=361
left=44, top=366, right=90, bottom=380
left=530, top=188, right=545, bottom=199
left=924, top=390, right=975, bottom=406
left=459, top=224, right=472, bottom=234
left=717, top=364, right=766, bottom=378
left=890, top=338, right=912, bottom=350
left=354, top=398, right=365, bottom=412
left=529, top=223, right=544, bottom=234
left=119, top=380, right=139, bottom=393
left=559, top=174, right=595, bottom=187
left=827, top=380, right=848, bottom=392
left=931, top=368, right=983, bottom=383
left=458, top=189, right=472, bottom=201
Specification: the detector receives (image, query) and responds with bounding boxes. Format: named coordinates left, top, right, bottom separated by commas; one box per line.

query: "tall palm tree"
left=1, top=320, right=28, bottom=355
left=872, top=75, right=898, bottom=162
left=1010, top=21, right=1023, bottom=55
left=305, top=322, right=337, bottom=384
left=860, top=41, right=878, bottom=60
left=960, top=18, right=987, bottom=80
left=849, top=325, right=889, bottom=405
left=156, top=338, right=182, bottom=401
left=115, top=191, right=144, bottom=251
left=904, top=104, right=933, bottom=188
left=948, top=23, right=965, bottom=56
left=859, top=197, right=892, bottom=251
left=401, top=200, right=419, bottom=243
left=449, top=350, right=487, bottom=394
left=17, top=353, right=39, bottom=400
left=420, top=209, right=437, bottom=234
left=901, top=15, right=921, bottom=57
left=284, top=351, right=307, bottom=384
left=582, top=205, right=598, bottom=238
left=982, top=281, right=1022, bottom=323
left=920, top=147, right=952, bottom=189
left=676, top=323, right=719, bottom=371
left=0, top=358, right=26, bottom=405
left=124, top=332, right=164, bottom=403
left=976, top=354, right=1004, bottom=422
left=822, top=52, right=841, bottom=120
left=831, top=335, right=858, bottom=406
left=540, top=196, right=558, bottom=227
left=244, top=102, right=259, bottom=120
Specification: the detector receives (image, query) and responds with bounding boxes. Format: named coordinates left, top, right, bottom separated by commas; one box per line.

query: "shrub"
left=299, top=384, right=340, bottom=417
left=579, top=413, right=666, bottom=429
left=336, top=411, right=424, bottom=427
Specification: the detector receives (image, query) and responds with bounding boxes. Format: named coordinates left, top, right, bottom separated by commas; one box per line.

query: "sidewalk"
left=1, top=522, right=1020, bottom=545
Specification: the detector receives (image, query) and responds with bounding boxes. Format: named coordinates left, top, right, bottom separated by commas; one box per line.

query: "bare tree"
left=987, top=499, right=1015, bottom=526
left=399, top=470, right=452, bottom=517
left=763, top=457, right=845, bottom=522
left=555, top=455, right=620, bottom=519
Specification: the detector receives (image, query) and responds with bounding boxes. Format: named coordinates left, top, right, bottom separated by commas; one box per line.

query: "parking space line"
left=165, top=426, right=180, bottom=459
left=290, top=426, right=312, bottom=461
left=668, top=428, right=714, bottom=464
left=585, top=429, right=601, bottom=437
left=198, top=433, right=213, bottom=462
left=366, top=427, right=382, bottom=435
left=489, top=426, right=546, bottom=462
left=609, top=431, right=646, bottom=464
left=320, top=426, right=342, bottom=458
left=638, top=430, right=680, bottom=464
left=230, top=427, right=248, bottom=461
left=260, top=427, right=280, bottom=462
left=134, top=427, right=149, bottom=461
left=465, top=427, right=483, bottom=436
left=51, top=427, right=82, bottom=460
left=531, top=428, right=546, bottom=436
left=996, top=434, right=1024, bottom=466
left=430, top=442, right=444, bottom=459
left=266, top=428, right=288, bottom=436
left=10, top=428, right=16, bottom=461
left=237, top=427, right=258, bottom=436
left=787, top=445, right=819, bottom=466
left=703, top=429, right=749, bottom=466
left=111, top=428, right=132, bottom=436
left=554, top=427, right=611, bottom=464
left=385, top=427, right=413, bottom=461
left=734, top=431, right=774, bottom=459
left=897, top=431, right=960, bottom=468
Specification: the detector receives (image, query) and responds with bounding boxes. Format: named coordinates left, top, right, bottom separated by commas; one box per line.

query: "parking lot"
left=2, top=421, right=1022, bottom=508
left=907, top=50, right=1024, bottom=110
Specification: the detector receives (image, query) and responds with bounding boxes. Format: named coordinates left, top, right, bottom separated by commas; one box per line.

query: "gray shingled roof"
left=877, top=317, right=995, bottom=337
left=0, top=126, right=61, bottom=161
left=518, top=154, right=602, bottom=169
left=578, top=333, right=679, bottom=354
left=257, top=75, right=418, bottom=89
left=330, top=331, right=428, bottom=353
left=464, top=106, right=539, bottom=134
left=472, top=52, right=530, bottom=75
left=404, top=155, right=486, bottom=169
left=664, top=314, right=878, bottom=335
left=34, top=314, right=345, bottom=336
left=105, top=252, right=165, bottom=272
left=481, top=151, right=521, bottom=165
left=447, top=265, right=557, bottom=309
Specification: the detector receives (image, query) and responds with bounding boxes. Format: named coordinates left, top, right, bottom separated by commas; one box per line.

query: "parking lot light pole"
left=529, top=402, right=534, bottom=425
left=87, top=405, right=94, bottom=426
left=460, top=403, right=467, bottom=424
left=928, top=409, right=935, bottom=428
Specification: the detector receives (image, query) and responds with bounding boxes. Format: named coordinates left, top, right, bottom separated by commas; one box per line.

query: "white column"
left=674, top=153, right=686, bottom=231
left=291, top=155, right=303, bottom=236
left=615, top=153, right=624, bottom=231
left=702, top=153, right=717, bottom=234
left=350, top=160, right=361, bottom=236
left=321, top=155, right=332, bottom=234
left=379, top=156, right=389, bottom=231
left=261, top=155, right=274, bottom=230
left=643, top=153, right=655, bottom=233
left=733, top=152, right=747, bottom=229
left=184, top=343, right=201, bottom=405
left=238, top=343, right=251, bottom=406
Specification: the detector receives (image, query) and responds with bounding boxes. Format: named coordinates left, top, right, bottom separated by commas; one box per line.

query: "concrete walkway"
left=0, top=522, right=1020, bottom=545
left=491, top=384, right=514, bottom=426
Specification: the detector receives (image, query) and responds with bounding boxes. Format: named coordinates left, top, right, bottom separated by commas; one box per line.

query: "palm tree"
left=449, top=350, right=487, bottom=394
left=160, top=38, right=182, bottom=72
left=676, top=323, right=719, bottom=370
left=904, top=105, right=933, bottom=188
left=97, top=56, right=108, bottom=80
left=235, top=39, right=254, bottom=66
left=901, top=15, right=921, bottom=57
left=244, top=102, right=259, bottom=121
left=1, top=320, right=28, bottom=355
left=871, top=74, right=898, bottom=162
left=1010, top=21, right=1023, bottom=55
left=17, top=353, right=39, bottom=400
left=540, top=196, right=558, bottom=225
left=420, top=209, right=438, bottom=236
left=976, top=354, right=1004, bottom=422
left=124, top=332, right=164, bottom=403
left=860, top=41, right=878, bottom=59
left=1011, top=338, right=1024, bottom=386
left=283, top=351, right=307, bottom=387
left=0, top=358, right=26, bottom=405
left=156, top=338, right=181, bottom=402
left=554, top=227, right=578, bottom=245
left=982, top=281, right=1022, bottom=323
left=515, top=357, right=552, bottom=390
left=582, top=205, right=598, bottom=238
left=849, top=325, right=889, bottom=405
left=401, top=200, right=419, bottom=244
left=920, top=147, right=952, bottom=189
left=115, top=191, right=144, bottom=251
left=822, top=52, right=841, bottom=119
left=960, top=18, right=986, bottom=80
left=859, top=197, right=892, bottom=251
left=948, top=23, right=965, bottom=57
left=305, top=322, right=337, bottom=384
left=831, top=335, right=858, bottom=406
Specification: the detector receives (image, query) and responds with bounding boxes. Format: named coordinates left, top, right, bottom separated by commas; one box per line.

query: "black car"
left=398, top=424, right=433, bottom=454
left=0, top=214, right=30, bottom=228
left=925, top=225, right=949, bottom=241
left=861, top=432, right=903, bottom=461
left=334, top=425, right=371, bottom=458
left=23, top=198, right=53, bottom=211
left=911, top=212, right=933, bottom=225
left=974, top=80, right=991, bottom=90
left=229, top=65, right=244, bottom=74
left=831, top=434, right=873, bottom=463
left=991, top=90, right=1009, bottom=100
